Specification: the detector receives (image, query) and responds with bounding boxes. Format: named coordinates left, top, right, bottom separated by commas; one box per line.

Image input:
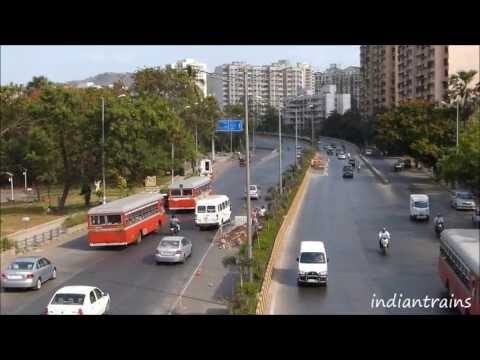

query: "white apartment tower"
left=171, top=58, right=208, bottom=97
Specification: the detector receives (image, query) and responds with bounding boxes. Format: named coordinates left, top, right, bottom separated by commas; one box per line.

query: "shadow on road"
left=271, top=267, right=298, bottom=287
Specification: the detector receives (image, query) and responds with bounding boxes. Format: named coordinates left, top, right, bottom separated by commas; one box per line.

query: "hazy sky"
left=1, top=45, right=359, bottom=85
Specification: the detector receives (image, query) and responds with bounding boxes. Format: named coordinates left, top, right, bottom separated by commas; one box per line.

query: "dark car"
left=342, top=165, right=354, bottom=178
left=403, top=159, right=412, bottom=169
left=348, top=158, right=356, bottom=167
left=326, top=149, right=333, bottom=156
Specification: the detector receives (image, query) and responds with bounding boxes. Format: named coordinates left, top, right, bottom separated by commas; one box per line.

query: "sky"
left=1, top=45, right=359, bottom=85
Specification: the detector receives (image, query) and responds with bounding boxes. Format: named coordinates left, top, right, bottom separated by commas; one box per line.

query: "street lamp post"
left=4, top=172, right=14, bottom=202
left=244, top=68, right=253, bottom=282
left=456, top=99, right=459, bottom=151
left=278, top=106, right=283, bottom=195
left=309, top=103, right=315, bottom=146
left=295, top=108, right=298, bottom=169
left=101, top=97, right=106, bottom=205
left=171, top=142, right=175, bottom=184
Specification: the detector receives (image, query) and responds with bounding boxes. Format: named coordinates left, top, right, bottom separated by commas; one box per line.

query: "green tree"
left=448, top=70, right=478, bottom=127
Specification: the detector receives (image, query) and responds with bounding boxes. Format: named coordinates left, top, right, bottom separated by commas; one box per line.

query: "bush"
left=64, top=212, right=87, bottom=228
left=1, top=237, right=14, bottom=252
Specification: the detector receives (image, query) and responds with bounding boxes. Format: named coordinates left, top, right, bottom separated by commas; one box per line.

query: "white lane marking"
left=167, top=232, right=218, bottom=315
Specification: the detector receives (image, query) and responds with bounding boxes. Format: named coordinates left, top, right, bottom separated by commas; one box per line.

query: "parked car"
left=365, top=149, right=373, bottom=156
left=394, top=160, right=404, bottom=172
left=451, top=191, right=477, bottom=210
left=239, top=156, right=246, bottom=167
left=45, top=286, right=110, bottom=315
left=155, top=236, right=192, bottom=264
left=337, top=153, right=346, bottom=160
left=1, top=256, right=56, bottom=290
left=342, top=165, right=354, bottom=178
left=348, top=158, right=356, bottom=167
left=326, top=149, right=333, bottom=156
left=246, top=184, right=261, bottom=200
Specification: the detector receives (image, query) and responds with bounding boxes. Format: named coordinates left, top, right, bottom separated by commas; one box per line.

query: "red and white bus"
left=87, top=193, right=167, bottom=247
left=168, top=176, right=212, bottom=211
left=439, top=229, right=479, bottom=315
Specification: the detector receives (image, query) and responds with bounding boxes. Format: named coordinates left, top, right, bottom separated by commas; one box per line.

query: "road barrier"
left=256, top=167, right=313, bottom=315
left=358, top=154, right=390, bottom=184
left=15, top=224, right=67, bottom=253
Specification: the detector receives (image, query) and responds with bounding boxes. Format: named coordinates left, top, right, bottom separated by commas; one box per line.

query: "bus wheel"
left=136, top=233, right=142, bottom=245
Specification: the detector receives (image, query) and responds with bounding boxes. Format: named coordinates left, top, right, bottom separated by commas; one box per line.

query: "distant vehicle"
left=365, top=149, right=373, bottom=156
left=168, top=176, right=212, bottom=211
left=326, top=149, right=333, bottom=156
left=439, top=229, right=479, bottom=315
left=45, top=286, right=111, bottom=315
left=331, top=144, right=336, bottom=149
left=239, top=156, right=246, bottom=167
left=296, top=241, right=328, bottom=286
left=394, top=160, right=404, bottom=172
left=403, top=159, right=412, bottom=169
left=245, top=184, right=261, bottom=200
left=155, top=236, right=192, bottom=264
left=348, top=158, right=356, bottom=167
left=1, top=256, right=56, bottom=290
left=198, top=159, right=213, bottom=177
left=451, top=192, right=476, bottom=210
left=337, top=153, right=346, bottom=160
left=88, top=193, right=167, bottom=247
left=296, top=145, right=303, bottom=151
left=342, top=165, right=354, bottom=178
left=410, top=194, right=430, bottom=221
left=195, top=195, right=231, bottom=229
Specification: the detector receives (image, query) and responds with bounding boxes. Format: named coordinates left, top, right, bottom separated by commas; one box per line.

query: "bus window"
left=183, top=189, right=192, bottom=196
left=171, top=189, right=181, bottom=196
left=106, top=215, right=121, bottom=225
left=207, top=206, right=216, bottom=213
left=197, top=206, right=206, bottom=213
left=91, top=216, right=106, bottom=225
left=205, top=162, right=210, bottom=171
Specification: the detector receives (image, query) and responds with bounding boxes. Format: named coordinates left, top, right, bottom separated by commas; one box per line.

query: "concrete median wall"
left=256, top=167, right=313, bottom=315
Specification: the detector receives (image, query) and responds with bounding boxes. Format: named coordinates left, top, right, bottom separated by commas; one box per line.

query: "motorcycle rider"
left=259, top=205, right=267, bottom=218
left=170, top=214, right=180, bottom=233
left=378, top=227, right=390, bottom=248
left=433, top=214, right=445, bottom=227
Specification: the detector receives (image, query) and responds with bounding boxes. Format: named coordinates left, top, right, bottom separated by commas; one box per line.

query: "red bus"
left=439, top=229, right=479, bottom=315
left=168, top=176, right=212, bottom=211
left=87, top=193, right=167, bottom=247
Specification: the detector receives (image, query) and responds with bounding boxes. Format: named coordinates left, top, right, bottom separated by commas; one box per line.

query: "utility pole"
left=244, top=68, right=253, bottom=282
left=456, top=99, right=459, bottom=152
left=295, top=108, right=298, bottom=169
left=22, top=169, right=27, bottom=192
left=278, top=106, right=283, bottom=195
left=171, top=142, right=175, bottom=184
left=101, top=97, right=106, bottom=205
left=211, top=133, right=215, bottom=163
left=230, top=123, right=233, bottom=157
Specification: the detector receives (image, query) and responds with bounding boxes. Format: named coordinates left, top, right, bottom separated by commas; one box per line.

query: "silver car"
left=1, top=256, right=56, bottom=290
left=155, top=236, right=192, bottom=264
left=451, top=192, right=476, bottom=210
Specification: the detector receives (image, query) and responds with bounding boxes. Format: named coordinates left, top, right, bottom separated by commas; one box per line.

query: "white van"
left=198, top=159, right=213, bottom=177
left=195, top=195, right=231, bottom=229
left=410, top=194, right=430, bottom=221
left=296, top=241, right=328, bottom=286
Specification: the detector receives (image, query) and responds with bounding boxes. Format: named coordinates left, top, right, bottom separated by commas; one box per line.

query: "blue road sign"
left=216, top=119, right=243, bottom=132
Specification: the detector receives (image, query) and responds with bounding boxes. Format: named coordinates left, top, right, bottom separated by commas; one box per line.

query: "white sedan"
left=45, top=286, right=111, bottom=315
left=337, top=153, right=346, bottom=160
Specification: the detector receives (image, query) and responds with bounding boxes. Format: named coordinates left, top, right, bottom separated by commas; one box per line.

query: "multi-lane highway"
left=268, top=140, right=474, bottom=314
left=0, top=136, right=304, bottom=315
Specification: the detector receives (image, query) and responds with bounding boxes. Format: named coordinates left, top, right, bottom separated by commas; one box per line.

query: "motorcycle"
left=379, top=235, right=390, bottom=255
left=434, top=221, right=445, bottom=238
left=170, top=222, right=180, bottom=235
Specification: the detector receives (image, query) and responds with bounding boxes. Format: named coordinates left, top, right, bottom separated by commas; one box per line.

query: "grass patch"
left=227, top=149, right=315, bottom=314
left=1, top=237, right=14, bottom=252
left=64, top=212, right=87, bottom=228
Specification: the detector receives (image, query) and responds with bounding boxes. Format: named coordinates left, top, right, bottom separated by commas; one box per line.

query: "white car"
left=337, top=153, right=346, bottom=160
left=45, top=286, right=111, bottom=315
left=451, top=192, right=476, bottom=210
left=246, top=185, right=261, bottom=200
left=296, top=241, right=328, bottom=286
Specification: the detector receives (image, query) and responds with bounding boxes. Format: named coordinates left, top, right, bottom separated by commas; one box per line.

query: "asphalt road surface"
left=269, top=141, right=474, bottom=314
left=0, top=135, right=305, bottom=315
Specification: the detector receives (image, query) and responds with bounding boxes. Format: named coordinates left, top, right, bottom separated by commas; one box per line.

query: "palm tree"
left=448, top=70, right=478, bottom=127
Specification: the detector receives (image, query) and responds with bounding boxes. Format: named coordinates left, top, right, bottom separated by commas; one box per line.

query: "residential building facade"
left=283, top=85, right=351, bottom=131
left=314, top=64, right=361, bottom=110
left=360, top=45, right=480, bottom=117
left=170, top=58, right=208, bottom=97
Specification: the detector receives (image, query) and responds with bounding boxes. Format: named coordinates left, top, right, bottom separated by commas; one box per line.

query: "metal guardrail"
left=15, top=225, right=66, bottom=252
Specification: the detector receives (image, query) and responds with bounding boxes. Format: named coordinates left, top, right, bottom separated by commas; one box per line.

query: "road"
left=0, top=135, right=305, bottom=315
left=269, top=141, right=475, bottom=314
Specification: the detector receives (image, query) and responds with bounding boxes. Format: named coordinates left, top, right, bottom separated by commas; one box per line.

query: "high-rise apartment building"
left=283, top=85, right=351, bottom=131
left=314, top=64, right=361, bottom=110
left=170, top=58, right=208, bottom=97
left=360, top=45, right=480, bottom=117
left=213, top=60, right=314, bottom=112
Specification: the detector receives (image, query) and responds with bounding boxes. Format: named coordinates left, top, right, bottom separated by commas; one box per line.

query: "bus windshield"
left=414, top=201, right=428, bottom=208
left=197, top=206, right=206, bottom=213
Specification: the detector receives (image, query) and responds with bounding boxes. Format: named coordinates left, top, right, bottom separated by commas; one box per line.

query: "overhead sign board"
left=216, top=119, right=243, bottom=132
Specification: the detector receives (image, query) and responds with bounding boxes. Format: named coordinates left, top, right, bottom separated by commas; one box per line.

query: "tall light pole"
left=4, top=172, right=14, bottom=202
left=171, top=142, right=175, bottom=184
left=456, top=98, right=459, bottom=152
left=309, top=102, right=315, bottom=146
left=295, top=108, right=298, bottom=169
left=244, top=68, right=253, bottom=282
left=278, top=106, right=283, bottom=195
left=101, top=97, right=106, bottom=205
left=22, top=169, right=27, bottom=192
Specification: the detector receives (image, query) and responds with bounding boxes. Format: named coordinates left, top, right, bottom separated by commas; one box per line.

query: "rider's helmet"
left=382, top=227, right=386, bottom=232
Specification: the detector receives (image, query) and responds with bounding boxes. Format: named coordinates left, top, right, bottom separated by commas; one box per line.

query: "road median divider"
left=359, top=154, right=390, bottom=185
